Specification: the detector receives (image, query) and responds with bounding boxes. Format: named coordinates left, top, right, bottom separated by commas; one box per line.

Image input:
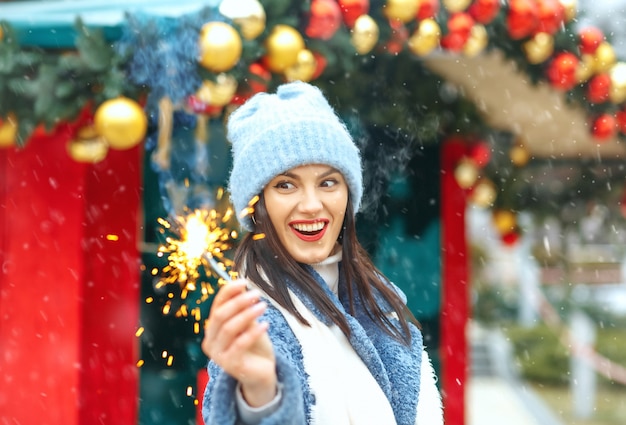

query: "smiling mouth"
left=290, top=221, right=328, bottom=241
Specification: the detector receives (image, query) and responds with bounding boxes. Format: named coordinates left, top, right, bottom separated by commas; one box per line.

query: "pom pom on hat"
left=228, top=81, right=363, bottom=231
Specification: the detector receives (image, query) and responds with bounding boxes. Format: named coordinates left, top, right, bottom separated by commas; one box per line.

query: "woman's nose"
left=298, top=188, right=323, bottom=214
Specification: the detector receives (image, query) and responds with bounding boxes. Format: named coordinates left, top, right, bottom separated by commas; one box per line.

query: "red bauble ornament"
left=469, top=142, right=491, bottom=168
left=592, top=113, right=616, bottom=141
left=468, top=0, right=501, bottom=24
left=579, top=26, right=604, bottom=55
left=507, top=0, right=539, bottom=40
left=586, top=73, right=611, bottom=104
left=501, top=231, right=521, bottom=247
left=546, top=52, right=579, bottom=91
left=615, top=109, right=626, bottom=134
left=534, top=0, right=565, bottom=35
left=338, top=0, right=369, bottom=28
left=441, top=12, right=474, bottom=52
left=311, top=51, right=328, bottom=80
left=416, top=0, right=439, bottom=20
left=306, top=0, right=342, bottom=40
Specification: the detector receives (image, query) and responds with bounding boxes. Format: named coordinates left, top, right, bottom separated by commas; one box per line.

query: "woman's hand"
left=202, top=279, right=277, bottom=407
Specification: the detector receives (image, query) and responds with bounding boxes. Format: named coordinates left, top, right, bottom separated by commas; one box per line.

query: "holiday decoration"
left=218, top=0, right=266, bottom=40
left=492, top=209, right=517, bottom=235
left=468, top=0, right=501, bottom=24
left=501, top=230, right=520, bottom=246
left=198, top=21, right=243, bottom=73
left=469, top=142, right=491, bottom=167
left=67, top=125, right=109, bottom=163
left=441, top=12, right=474, bottom=52
left=408, top=18, right=441, bottom=56
left=523, top=32, right=554, bottom=64
left=591, top=113, right=616, bottom=141
left=578, top=26, right=604, bottom=55
left=306, top=0, right=342, bottom=40
left=264, top=24, right=306, bottom=72
left=284, top=49, right=318, bottom=82
left=417, top=0, right=439, bottom=19
left=94, top=97, right=148, bottom=150
left=338, top=0, right=370, bottom=28
left=454, top=158, right=479, bottom=189
left=351, top=14, right=379, bottom=54
left=586, top=73, right=611, bottom=104
left=470, top=179, right=497, bottom=207
left=546, top=52, right=578, bottom=91
left=535, top=0, right=565, bottom=35
left=506, top=0, right=539, bottom=40
left=443, top=0, right=472, bottom=13
left=463, top=24, right=488, bottom=57
left=593, top=42, right=617, bottom=74
left=576, top=54, right=595, bottom=83
left=609, top=62, right=626, bottom=104
left=0, top=114, right=17, bottom=148
left=559, top=0, right=577, bottom=22
left=384, top=0, right=420, bottom=23
left=509, top=143, right=530, bottom=166
left=616, top=108, right=626, bottom=135
left=196, top=74, right=238, bottom=107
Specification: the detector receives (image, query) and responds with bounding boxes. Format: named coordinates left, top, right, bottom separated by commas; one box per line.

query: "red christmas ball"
left=247, top=62, right=272, bottom=94
left=546, top=52, right=579, bottom=91
left=468, top=0, right=501, bottom=24
left=469, top=142, right=491, bottom=168
left=441, top=12, right=474, bottom=51
left=507, top=0, right=539, bottom=40
left=501, top=231, right=521, bottom=246
left=615, top=109, right=626, bottom=134
left=306, top=0, right=342, bottom=40
left=534, top=0, right=565, bottom=35
left=338, top=0, right=369, bottom=28
left=579, top=26, right=604, bottom=55
left=592, top=113, right=616, bottom=141
left=311, top=51, right=328, bottom=80
left=586, top=73, right=611, bottom=104
left=416, top=0, right=439, bottom=20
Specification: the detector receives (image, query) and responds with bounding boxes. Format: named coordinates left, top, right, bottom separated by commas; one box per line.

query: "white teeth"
left=292, top=222, right=325, bottom=232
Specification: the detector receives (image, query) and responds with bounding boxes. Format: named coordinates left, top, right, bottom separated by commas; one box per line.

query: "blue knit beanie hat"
left=228, top=81, right=363, bottom=231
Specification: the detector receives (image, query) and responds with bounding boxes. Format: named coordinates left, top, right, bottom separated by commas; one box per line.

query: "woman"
left=201, top=81, right=443, bottom=424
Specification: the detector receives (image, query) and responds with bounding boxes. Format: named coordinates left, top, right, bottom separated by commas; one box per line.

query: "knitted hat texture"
left=228, top=81, right=363, bottom=231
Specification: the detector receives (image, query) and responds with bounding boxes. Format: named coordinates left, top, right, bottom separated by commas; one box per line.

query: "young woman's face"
left=263, top=164, right=348, bottom=264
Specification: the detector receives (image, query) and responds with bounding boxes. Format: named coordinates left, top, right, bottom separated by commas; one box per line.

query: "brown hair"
left=233, top=194, right=418, bottom=345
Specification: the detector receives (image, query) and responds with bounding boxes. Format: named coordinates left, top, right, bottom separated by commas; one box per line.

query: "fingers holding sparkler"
left=202, top=279, right=277, bottom=407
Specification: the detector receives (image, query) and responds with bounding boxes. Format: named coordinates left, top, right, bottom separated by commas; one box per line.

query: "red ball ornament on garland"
left=338, top=0, right=370, bottom=28
left=586, top=73, right=611, bottom=104
left=546, top=52, right=579, bottom=91
left=311, top=52, right=328, bottom=80
left=306, top=0, right=342, bottom=40
left=534, top=0, right=565, bottom=35
left=468, top=0, right=501, bottom=25
left=469, top=142, right=491, bottom=168
left=615, top=109, right=626, bottom=134
left=441, top=12, right=474, bottom=52
left=501, top=231, right=521, bottom=247
left=591, top=113, right=616, bottom=141
left=506, top=0, right=539, bottom=40
left=579, top=27, right=604, bottom=55
left=416, top=0, right=439, bottom=20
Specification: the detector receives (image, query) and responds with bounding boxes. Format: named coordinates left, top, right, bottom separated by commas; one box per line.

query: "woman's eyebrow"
left=279, top=167, right=340, bottom=179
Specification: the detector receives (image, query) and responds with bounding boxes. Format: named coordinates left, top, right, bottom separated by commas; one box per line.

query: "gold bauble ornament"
left=196, top=74, right=238, bottom=107
left=198, top=22, right=243, bottom=72
left=383, top=0, right=420, bottom=23
left=408, top=19, right=441, bottom=57
left=0, top=113, right=17, bottom=148
left=67, top=128, right=109, bottom=164
left=219, top=0, right=266, bottom=40
left=94, top=97, right=147, bottom=150
left=594, top=41, right=616, bottom=73
left=443, top=0, right=472, bottom=13
left=471, top=179, right=497, bottom=208
left=463, top=24, right=488, bottom=58
left=285, top=49, right=317, bottom=82
left=510, top=144, right=530, bottom=167
left=454, top=158, right=479, bottom=189
left=264, top=25, right=306, bottom=73
left=559, top=0, right=577, bottom=22
left=609, top=62, right=626, bottom=104
left=523, top=32, right=554, bottom=65
left=576, top=54, right=596, bottom=83
left=493, top=210, right=517, bottom=235
left=351, top=15, right=379, bottom=55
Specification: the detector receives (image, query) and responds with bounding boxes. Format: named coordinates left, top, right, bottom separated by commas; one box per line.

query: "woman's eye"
left=274, top=181, right=294, bottom=190
left=321, top=179, right=338, bottom=188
